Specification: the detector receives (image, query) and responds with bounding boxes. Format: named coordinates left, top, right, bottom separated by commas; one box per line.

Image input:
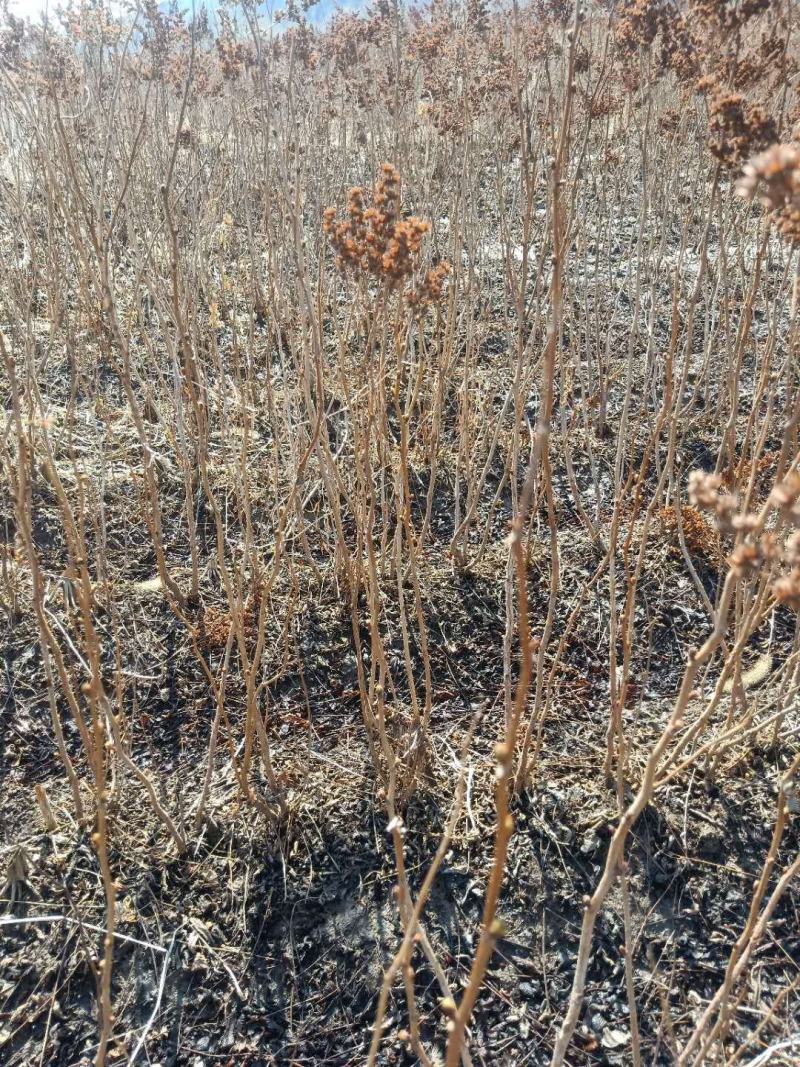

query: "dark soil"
left=2, top=468, right=799, bottom=1066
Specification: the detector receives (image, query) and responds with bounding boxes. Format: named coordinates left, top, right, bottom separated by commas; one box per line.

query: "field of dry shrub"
left=2, top=1, right=800, bottom=1064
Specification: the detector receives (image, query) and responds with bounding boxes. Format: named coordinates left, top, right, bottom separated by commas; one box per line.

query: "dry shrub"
left=2, top=3, right=800, bottom=1067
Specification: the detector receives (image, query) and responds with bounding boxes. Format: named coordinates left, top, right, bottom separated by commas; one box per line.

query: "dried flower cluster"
left=688, top=471, right=741, bottom=534
left=730, top=30, right=788, bottom=90
left=273, top=20, right=321, bottom=72
left=615, top=0, right=661, bottom=52
left=0, top=12, right=25, bottom=71
left=737, top=142, right=800, bottom=243
left=657, top=11, right=699, bottom=82
left=406, top=2, right=521, bottom=137
left=196, top=585, right=261, bottom=652
left=773, top=531, right=800, bottom=609
left=612, top=0, right=792, bottom=172
left=659, top=504, right=722, bottom=564
left=699, top=79, right=778, bottom=168
left=614, top=0, right=700, bottom=84
left=326, top=6, right=389, bottom=74
left=692, top=0, right=771, bottom=33
left=721, top=450, right=779, bottom=493
left=407, top=261, right=453, bottom=314
left=216, top=35, right=254, bottom=81
left=689, top=471, right=800, bottom=602
left=770, top=475, right=800, bottom=526
left=322, top=165, right=451, bottom=315
left=323, top=165, right=423, bottom=280
left=769, top=477, right=800, bottom=606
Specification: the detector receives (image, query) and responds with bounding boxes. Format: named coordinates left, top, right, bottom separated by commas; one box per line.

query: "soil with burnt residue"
left=2, top=482, right=799, bottom=1066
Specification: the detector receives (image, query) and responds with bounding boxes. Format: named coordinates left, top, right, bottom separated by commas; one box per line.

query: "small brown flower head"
left=659, top=12, right=698, bottom=83
left=406, top=261, right=453, bottom=314
left=729, top=542, right=765, bottom=577
left=382, top=217, right=430, bottom=280
left=737, top=143, right=800, bottom=210
left=588, top=89, right=621, bottom=121
left=216, top=34, right=252, bottom=80
left=693, top=0, right=769, bottom=31
left=322, top=206, right=336, bottom=233
left=773, top=572, right=800, bottom=609
left=696, top=73, right=720, bottom=95
left=660, top=504, right=721, bottom=563
left=772, top=201, right=800, bottom=244
left=615, top=0, right=660, bottom=52
left=688, top=471, right=744, bottom=534
left=738, top=141, right=800, bottom=243
left=574, top=46, right=590, bottom=74
left=707, top=90, right=778, bottom=168
left=772, top=530, right=800, bottom=608
left=786, top=531, right=800, bottom=568
left=769, top=474, right=800, bottom=522
left=688, top=470, right=723, bottom=509
left=659, top=108, right=680, bottom=134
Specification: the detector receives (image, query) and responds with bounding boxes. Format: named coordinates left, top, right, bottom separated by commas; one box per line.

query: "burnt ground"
left=2, top=436, right=800, bottom=1067
left=2, top=165, right=800, bottom=1064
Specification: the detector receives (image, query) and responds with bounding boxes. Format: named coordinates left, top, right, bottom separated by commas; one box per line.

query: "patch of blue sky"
left=6, top=0, right=367, bottom=24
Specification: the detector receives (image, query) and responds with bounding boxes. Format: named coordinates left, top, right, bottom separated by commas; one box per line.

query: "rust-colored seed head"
left=738, top=143, right=800, bottom=244
left=322, top=164, right=445, bottom=303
